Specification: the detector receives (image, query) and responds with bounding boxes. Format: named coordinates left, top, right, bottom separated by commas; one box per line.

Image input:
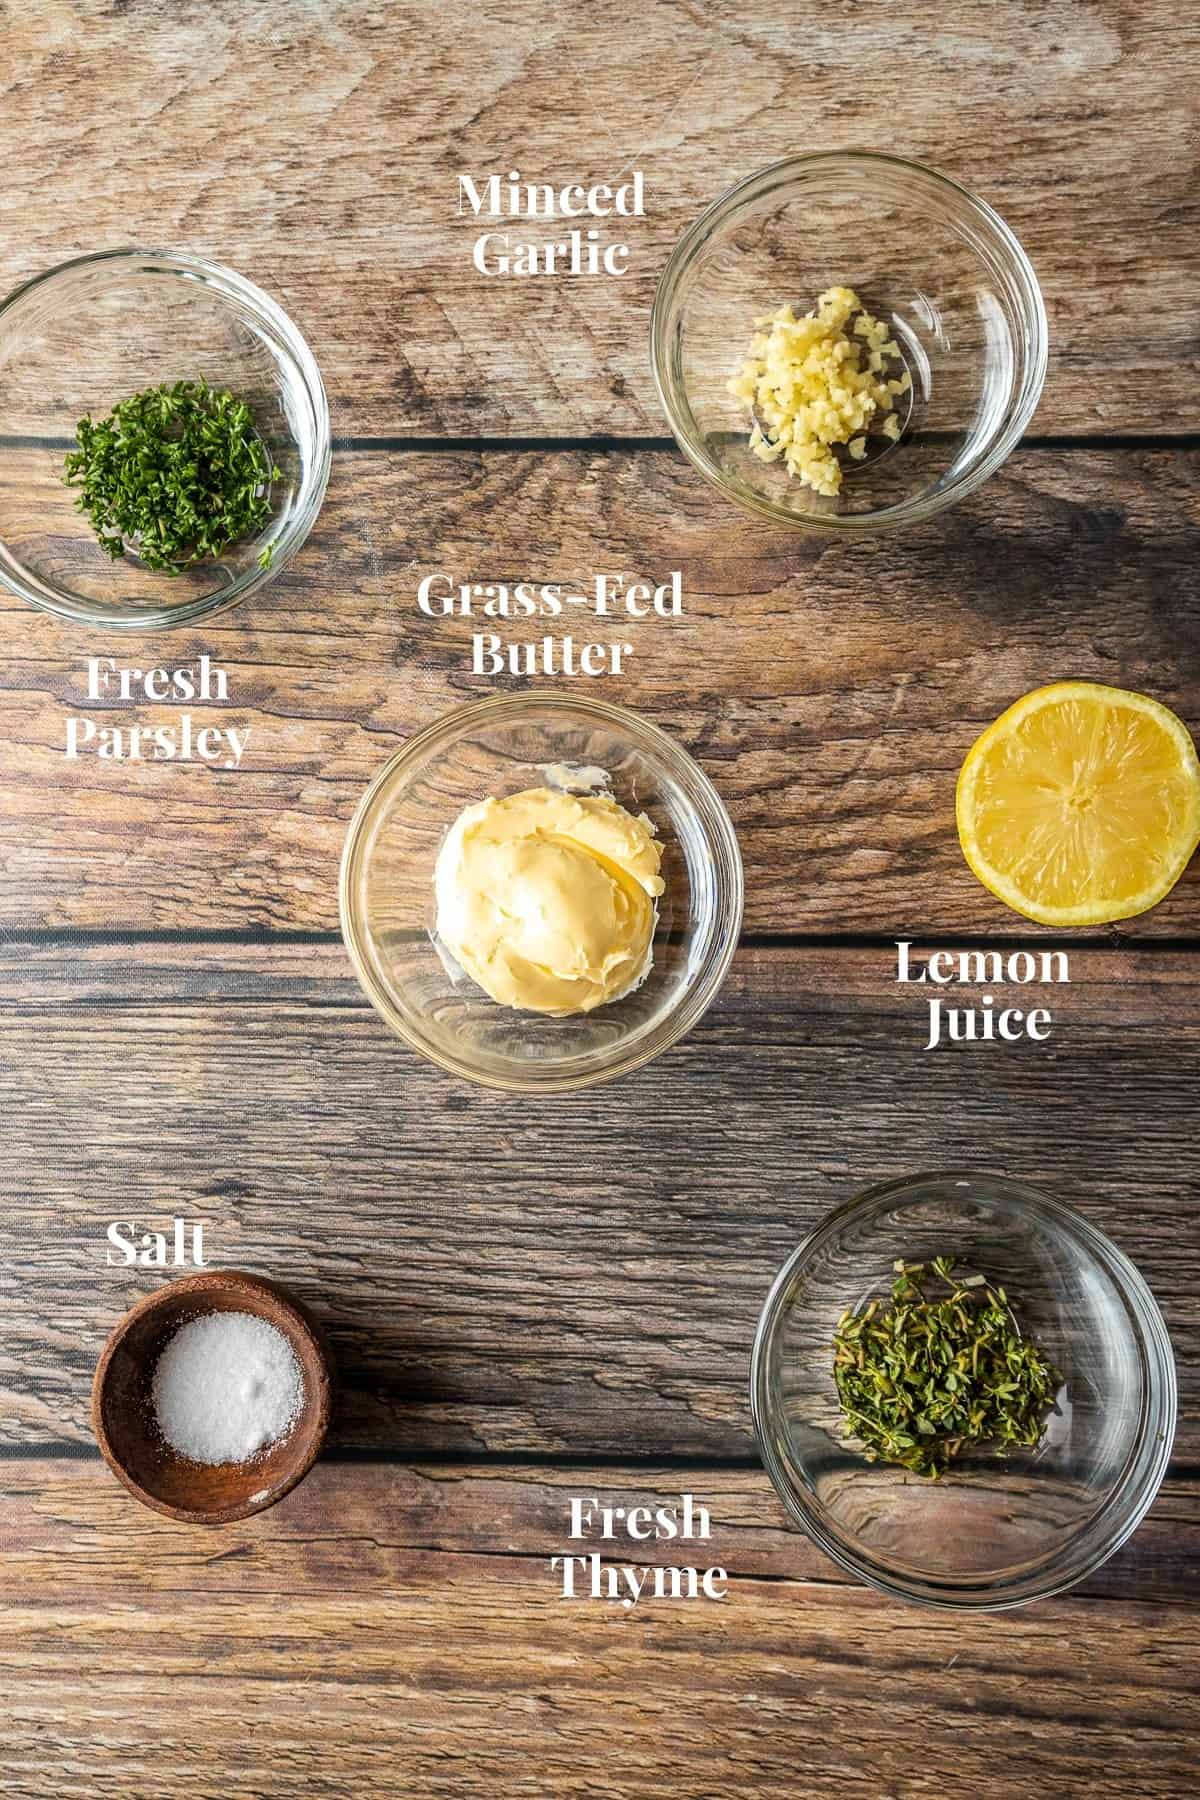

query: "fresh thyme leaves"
left=832, top=1255, right=1060, bottom=1480
left=63, top=379, right=281, bottom=575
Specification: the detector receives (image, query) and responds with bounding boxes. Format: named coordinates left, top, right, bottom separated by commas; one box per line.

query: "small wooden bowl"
left=92, top=1270, right=333, bottom=1525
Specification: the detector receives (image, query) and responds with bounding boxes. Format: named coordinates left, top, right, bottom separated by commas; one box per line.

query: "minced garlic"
left=727, top=286, right=911, bottom=497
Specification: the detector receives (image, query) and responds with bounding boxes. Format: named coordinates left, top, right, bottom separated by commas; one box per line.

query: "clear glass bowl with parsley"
left=0, top=250, right=329, bottom=628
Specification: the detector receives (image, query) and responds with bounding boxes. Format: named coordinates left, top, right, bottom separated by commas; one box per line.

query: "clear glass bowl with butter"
left=339, top=692, right=744, bottom=1092
left=651, top=152, right=1047, bottom=531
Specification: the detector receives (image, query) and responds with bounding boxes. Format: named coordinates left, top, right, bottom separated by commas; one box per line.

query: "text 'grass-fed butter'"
left=418, top=571, right=683, bottom=676
left=65, top=656, right=249, bottom=767
left=459, top=169, right=645, bottom=276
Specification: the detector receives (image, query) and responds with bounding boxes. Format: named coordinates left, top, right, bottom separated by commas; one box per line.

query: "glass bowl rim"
left=0, top=246, right=332, bottom=630
left=650, top=148, right=1049, bottom=534
left=749, top=1167, right=1177, bottom=1610
left=338, top=688, right=746, bottom=1094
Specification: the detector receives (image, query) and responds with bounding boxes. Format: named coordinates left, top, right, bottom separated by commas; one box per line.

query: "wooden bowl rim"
left=91, top=1269, right=333, bottom=1525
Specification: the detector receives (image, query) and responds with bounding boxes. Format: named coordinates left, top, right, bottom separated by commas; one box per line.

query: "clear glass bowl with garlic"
left=339, top=693, right=744, bottom=1093
left=651, top=152, right=1046, bottom=532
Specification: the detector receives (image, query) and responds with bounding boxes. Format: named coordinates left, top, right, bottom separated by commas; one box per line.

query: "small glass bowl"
left=751, top=1172, right=1176, bottom=1610
left=651, top=152, right=1047, bottom=532
left=339, top=691, right=744, bottom=1093
left=0, top=249, right=330, bottom=628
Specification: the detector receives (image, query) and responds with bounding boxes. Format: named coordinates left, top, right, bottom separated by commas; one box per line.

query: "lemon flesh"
left=956, top=681, right=1200, bottom=926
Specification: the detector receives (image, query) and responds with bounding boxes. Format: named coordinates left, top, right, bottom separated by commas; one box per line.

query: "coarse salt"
left=151, top=1310, right=304, bottom=1465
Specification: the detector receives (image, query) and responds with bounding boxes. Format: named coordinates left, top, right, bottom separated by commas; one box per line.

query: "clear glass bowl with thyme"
left=750, top=1172, right=1176, bottom=1609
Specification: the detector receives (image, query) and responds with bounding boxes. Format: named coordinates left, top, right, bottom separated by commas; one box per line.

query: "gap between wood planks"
left=0, top=1443, right=762, bottom=1468
left=8, top=927, right=1200, bottom=952
left=339, top=432, right=1200, bottom=453
left=5, top=1442, right=1198, bottom=1479
left=4, top=431, right=1200, bottom=454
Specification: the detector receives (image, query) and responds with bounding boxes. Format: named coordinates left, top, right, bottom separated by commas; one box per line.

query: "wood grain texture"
left=0, top=2, right=1196, bottom=435
left=4, top=940, right=1197, bottom=1461
left=1, top=5, right=1199, bottom=1790
left=0, top=1457, right=1195, bottom=1799
left=2, top=443, right=1198, bottom=935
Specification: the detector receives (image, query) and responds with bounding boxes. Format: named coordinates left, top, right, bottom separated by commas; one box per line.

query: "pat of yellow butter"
left=434, top=785, right=665, bottom=1015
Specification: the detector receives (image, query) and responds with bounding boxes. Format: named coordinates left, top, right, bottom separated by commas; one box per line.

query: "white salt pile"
left=151, top=1311, right=304, bottom=1465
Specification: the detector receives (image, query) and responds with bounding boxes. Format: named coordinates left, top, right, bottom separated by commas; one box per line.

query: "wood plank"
left=4, top=941, right=1197, bottom=1460
left=7, top=1456, right=1196, bottom=1604
left=1, top=444, right=1198, bottom=934
left=0, top=1458, right=1195, bottom=1798
left=1, top=2, right=1196, bottom=436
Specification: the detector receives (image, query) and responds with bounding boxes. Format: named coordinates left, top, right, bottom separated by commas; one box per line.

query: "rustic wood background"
left=1, top=3, right=1198, bottom=1796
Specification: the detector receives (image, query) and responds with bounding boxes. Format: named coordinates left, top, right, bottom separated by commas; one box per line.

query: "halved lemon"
left=956, top=681, right=1200, bottom=926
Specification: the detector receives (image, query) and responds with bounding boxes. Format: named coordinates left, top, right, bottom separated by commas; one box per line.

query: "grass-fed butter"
left=434, top=786, right=665, bottom=1015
